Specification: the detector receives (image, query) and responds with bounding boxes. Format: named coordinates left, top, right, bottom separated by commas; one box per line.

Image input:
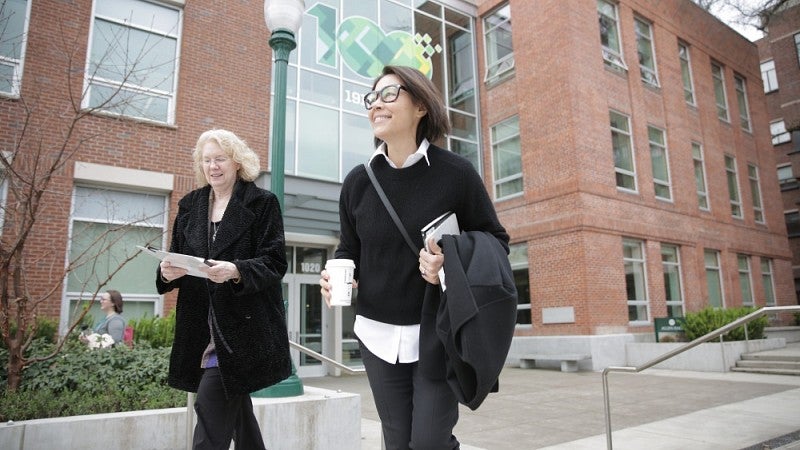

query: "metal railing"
left=289, top=340, right=366, bottom=374
left=602, top=305, right=800, bottom=449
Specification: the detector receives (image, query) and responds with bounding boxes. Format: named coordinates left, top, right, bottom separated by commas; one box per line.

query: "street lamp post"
left=252, top=0, right=305, bottom=399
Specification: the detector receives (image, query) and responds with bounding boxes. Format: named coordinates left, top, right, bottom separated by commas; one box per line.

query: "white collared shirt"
left=356, top=139, right=431, bottom=364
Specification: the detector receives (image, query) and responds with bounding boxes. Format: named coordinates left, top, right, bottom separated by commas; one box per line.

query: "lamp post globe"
left=252, top=0, right=306, bottom=399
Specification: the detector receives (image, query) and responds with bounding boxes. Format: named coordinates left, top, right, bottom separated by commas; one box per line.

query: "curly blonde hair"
left=192, top=129, right=261, bottom=186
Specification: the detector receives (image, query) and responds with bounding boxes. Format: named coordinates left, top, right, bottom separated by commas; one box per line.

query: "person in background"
left=319, top=65, right=509, bottom=450
left=79, top=290, right=125, bottom=345
left=156, top=129, right=291, bottom=450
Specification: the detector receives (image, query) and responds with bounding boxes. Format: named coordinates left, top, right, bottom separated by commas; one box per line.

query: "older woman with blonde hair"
left=157, top=129, right=291, bottom=450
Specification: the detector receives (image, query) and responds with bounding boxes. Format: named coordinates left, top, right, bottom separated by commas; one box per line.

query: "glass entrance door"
left=285, top=274, right=326, bottom=377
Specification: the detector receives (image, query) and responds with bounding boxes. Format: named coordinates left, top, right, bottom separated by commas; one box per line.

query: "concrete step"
left=741, top=353, right=800, bottom=363
left=730, top=366, right=800, bottom=376
left=735, top=359, right=800, bottom=370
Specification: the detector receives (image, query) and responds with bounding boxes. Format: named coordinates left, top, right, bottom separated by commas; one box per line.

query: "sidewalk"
left=304, top=351, right=800, bottom=449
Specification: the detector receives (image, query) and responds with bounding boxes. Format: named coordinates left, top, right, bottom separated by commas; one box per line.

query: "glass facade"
left=278, top=0, right=480, bottom=183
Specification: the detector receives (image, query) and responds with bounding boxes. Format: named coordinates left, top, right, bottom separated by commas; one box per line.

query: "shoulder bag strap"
left=364, top=163, right=419, bottom=257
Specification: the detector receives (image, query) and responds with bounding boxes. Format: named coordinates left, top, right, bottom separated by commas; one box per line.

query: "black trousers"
left=192, top=367, right=266, bottom=450
left=360, top=342, right=460, bottom=450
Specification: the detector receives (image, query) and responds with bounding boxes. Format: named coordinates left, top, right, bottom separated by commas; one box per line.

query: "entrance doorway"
left=284, top=274, right=326, bottom=377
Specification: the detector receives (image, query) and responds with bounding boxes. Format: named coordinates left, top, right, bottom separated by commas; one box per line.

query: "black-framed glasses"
left=364, top=84, right=408, bottom=110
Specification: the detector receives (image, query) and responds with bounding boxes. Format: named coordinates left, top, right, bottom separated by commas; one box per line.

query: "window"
left=610, top=110, right=636, bottom=191
left=778, top=164, right=796, bottom=190
left=483, top=4, right=514, bottom=83
left=738, top=254, right=754, bottom=307
left=734, top=75, right=751, bottom=132
left=66, top=186, right=167, bottom=326
left=661, top=244, right=684, bottom=317
left=693, top=142, right=709, bottom=210
left=795, top=34, right=800, bottom=66
left=635, top=17, right=658, bottom=86
left=711, top=62, right=729, bottom=122
left=598, top=0, right=627, bottom=71
left=491, top=115, right=523, bottom=199
left=785, top=210, right=800, bottom=237
left=770, top=120, right=791, bottom=145
left=761, top=258, right=776, bottom=306
left=0, top=0, right=29, bottom=96
left=761, top=60, right=778, bottom=93
left=679, top=42, right=696, bottom=105
left=725, top=154, right=742, bottom=219
left=704, top=249, right=724, bottom=308
left=648, top=126, right=671, bottom=200
left=748, top=164, right=764, bottom=223
left=83, top=0, right=182, bottom=124
left=509, top=243, right=531, bottom=326
left=623, top=238, right=649, bottom=323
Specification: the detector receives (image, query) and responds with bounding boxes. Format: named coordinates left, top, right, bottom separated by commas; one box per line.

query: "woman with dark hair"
left=80, top=290, right=125, bottom=344
left=320, top=65, right=509, bottom=449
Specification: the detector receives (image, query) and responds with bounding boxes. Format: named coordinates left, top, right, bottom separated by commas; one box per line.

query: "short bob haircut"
left=192, top=129, right=261, bottom=186
left=371, top=65, right=450, bottom=148
left=107, top=290, right=123, bottom=314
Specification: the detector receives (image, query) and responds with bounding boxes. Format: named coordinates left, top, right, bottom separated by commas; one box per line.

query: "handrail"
left=602, top=305, right=800, bottom=449
left=289, top=340, right=366, bottom=374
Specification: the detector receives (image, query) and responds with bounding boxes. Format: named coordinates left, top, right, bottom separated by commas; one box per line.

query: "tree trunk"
left=6, top=341, right=23, bottom=392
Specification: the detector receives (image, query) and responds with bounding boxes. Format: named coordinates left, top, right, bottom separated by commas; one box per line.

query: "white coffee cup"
left=325, top=259, right=355, bottom=306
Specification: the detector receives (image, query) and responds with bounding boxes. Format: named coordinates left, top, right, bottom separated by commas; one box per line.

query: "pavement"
left=304, top=343, right=800, bottom=450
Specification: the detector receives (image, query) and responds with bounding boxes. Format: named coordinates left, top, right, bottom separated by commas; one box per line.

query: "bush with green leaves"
left=683, top=306, right=767, bottom=341
left=127, top=309, right=176, bottom=348
left=0, top=332, right=184, bottom=421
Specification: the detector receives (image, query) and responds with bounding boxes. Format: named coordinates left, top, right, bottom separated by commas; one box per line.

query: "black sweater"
left=336, top=144, right=509, bottom=325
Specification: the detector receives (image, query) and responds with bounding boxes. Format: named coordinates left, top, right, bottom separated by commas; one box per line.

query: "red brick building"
left=0, top=0, right=793, bottom=374
left=757, top=2, right=800, bottom=302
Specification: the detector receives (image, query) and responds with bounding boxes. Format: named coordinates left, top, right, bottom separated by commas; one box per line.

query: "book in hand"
left=420, top=211, right=460, bottom=252
left=136, top=245, right=211, bottom=279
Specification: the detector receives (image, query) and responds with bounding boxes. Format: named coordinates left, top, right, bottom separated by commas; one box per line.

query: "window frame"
left=634, top=16, right=659, bottom=87
left=661, top=244, right=685, bottom=317
left=509, top=243, right=531, bottom=327
left=0, top=0, right=31, bottom=98
left=725, top=154, right=743, bottom=219
left=482, top=3, right=514, bottom=83
left=692, top=142, right=710, bottom=211
left=678, top=42, right=696, bottom=105
left=64, top=184, right=169, bottom=330
left=704, top=249, right=725, bottom=308
left=82, top=0, right=183, bottom=125
left=761, top=258, right=776, bottom=307
left=648, top=125, right=671, bottom=201
left=597, top=0, right=628, bottom=72
left=761, top=59, right=778, bottom=93
left=623, top=238, right=650, bottom=324
left=748, top=164, right=764, bottom=224
left=711, top=62, right=730, bottom=122
left=610, top=110, right=637, bottom=192
left=737, top=254, right=754, bottom=307
left=770, top=120, right=791, bottom=145
left=734, top=74, right=752, bottom=132
left=490, top=115, right=523, bottom=200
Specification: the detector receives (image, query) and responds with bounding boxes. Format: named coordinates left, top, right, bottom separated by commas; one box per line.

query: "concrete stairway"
left=732, top=343, right=800, bottom=376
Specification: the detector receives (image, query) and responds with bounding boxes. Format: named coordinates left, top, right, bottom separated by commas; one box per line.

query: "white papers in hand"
left=136, top=245, right=211, bottom=279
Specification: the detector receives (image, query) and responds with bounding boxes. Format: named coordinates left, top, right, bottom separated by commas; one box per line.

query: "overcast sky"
left=709, top=0, right=766, bottom=41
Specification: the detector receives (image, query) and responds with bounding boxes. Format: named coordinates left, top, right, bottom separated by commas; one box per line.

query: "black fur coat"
left=156, top=180, right=291, bottom=396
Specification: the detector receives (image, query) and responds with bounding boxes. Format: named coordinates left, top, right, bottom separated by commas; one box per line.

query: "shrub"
left=0, top=334, right=184, bottom=421
left=0, top=317, right=59, bottom=349
left=683, top=307, right=767, bottom=341
left=127, top=310, right=176, bottom=348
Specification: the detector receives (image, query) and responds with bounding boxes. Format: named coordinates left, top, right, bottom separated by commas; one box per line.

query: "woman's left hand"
left=419, top=238, right=444, bottom=285
left=204, top=259, right=241, bottom=284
